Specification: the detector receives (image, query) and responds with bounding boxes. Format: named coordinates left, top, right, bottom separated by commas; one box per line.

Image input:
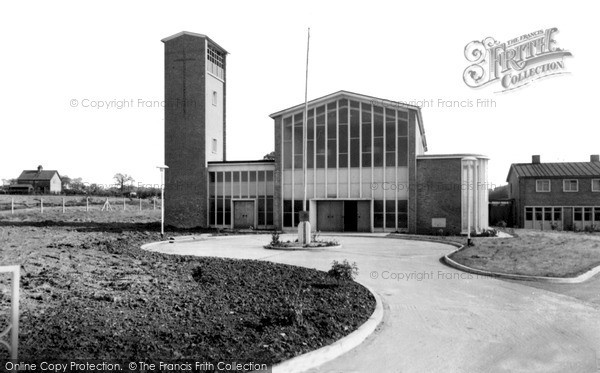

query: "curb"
left=442, top=245, right=600, bottom=284
left=270, top=283, right=383, bottom=373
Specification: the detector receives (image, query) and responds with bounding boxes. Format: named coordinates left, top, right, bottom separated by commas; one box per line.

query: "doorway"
left=233, top=200, right=255, bottom=229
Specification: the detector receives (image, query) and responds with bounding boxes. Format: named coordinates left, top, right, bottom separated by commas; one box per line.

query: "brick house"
left=16, top=165, right=62, bottom=194
left=507, top=155, right=600, bottom=230
left=163, top=31, right=490, bottom=234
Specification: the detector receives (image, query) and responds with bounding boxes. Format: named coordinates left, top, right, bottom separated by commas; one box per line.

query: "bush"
left=270, top=231, right=280, bottom=246
left=479, top=228, right=499, bottom=237
left=327, top=260, right=358, bottom=281
left=497, top=220, right=507, bottom=228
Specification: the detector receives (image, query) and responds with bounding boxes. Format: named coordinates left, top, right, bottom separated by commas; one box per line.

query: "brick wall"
left=164, top=34, right=208, bottom=228
left=416, top=158, right=463, bottom=235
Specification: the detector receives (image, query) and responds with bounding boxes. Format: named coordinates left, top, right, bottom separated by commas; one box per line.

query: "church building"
left=162, top=31, right=489, bottom=234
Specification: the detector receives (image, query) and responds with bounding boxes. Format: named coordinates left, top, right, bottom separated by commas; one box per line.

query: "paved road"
left=147, top=234, right=600, bottom=373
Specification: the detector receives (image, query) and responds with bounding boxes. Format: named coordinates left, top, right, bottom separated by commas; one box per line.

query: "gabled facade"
left=17, top=165, right=61, bottom=194
left=507, top=155, right=600, bottom=230
left=163, top=32, right=490, bottom=234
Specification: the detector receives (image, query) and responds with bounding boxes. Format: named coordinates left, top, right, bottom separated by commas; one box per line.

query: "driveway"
left=147, top=234, right=600, bottom=373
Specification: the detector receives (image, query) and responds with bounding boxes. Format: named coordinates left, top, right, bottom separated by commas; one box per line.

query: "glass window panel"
left=327, top=102, right=337, bottom=139
left=317, top=154, right=325, bottom=168
left=339, top=125, right=348, bottom=153
left=339, top=100, right=348, bottom=125
left=295, top=155, right=303, bottom=169
left=327, top=139, right=336, bottom=168
left=386, top=152, right=395, bottom=167
left=398, top=119, right=408, bottom=137
left=373, top=138, right=384, bottom=167
left=397, top=213, right=408, bottom=228
left=362, top=153, right=371, bottom=167
left=361, top=103, right=372, bottom=151
left=574, top=208, right=582, bottom=221
left=339, top=153, right=348, bottom=168
left=284, top=142, right=292, bottom=169
left=374, top=213, right=384, bottom=228
left=307, top=109, right=315, bottom=140
left=584, top=207, right=592, bottom=220
left=283, top=116, right=293, bottom=141
left=283, top=200, right=293, bottom=213
left=241, top=171, right=248, bottom=182
left=350, top=102, right=360, bottom=138
left=544, top=208, right=552, bottom=221
left=267, top=213, right=274, bottom=225
left=398, top=110, right=408, bottom=120
left=535, top=207, right=543, bottom=220
left=307, top=140, right=314, bottom=168
left=397, top=137, right=408, bottom=166
left=374, top=200, right=384, bottom=213
left=209, top=199, right=216, bottom=225
left=232, top=172, right=239, bottom=182
left=216, top=172, right=223, bottom=182
left=266, top=171, right=273, bottom=182
left=294, top=113, right=303, bottom=156
left=386, top=213, right=395, bottom=229
left=374, top=106, right=384, bottom=137
left=249, top=171, right=256, bottom=182
left=225, top=172, right=231, bottom=182
left=350, top=139, right=360, bottom=167
left=397, top=200, right=408, bottom=213
left=525, top=207, right=533, bottom=221
left=284, top=213, right=292, bottom=227
left=594, top=208, right=600, bottom=221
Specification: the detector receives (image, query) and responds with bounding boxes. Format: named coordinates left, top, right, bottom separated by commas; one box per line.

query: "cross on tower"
left=173, top=49, right=195, bottom=115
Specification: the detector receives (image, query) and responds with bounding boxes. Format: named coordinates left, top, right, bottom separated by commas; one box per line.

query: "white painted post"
left=11, top=198, right=14, bottom=214
left=153, top=198, right=156, bottom=210
left=157, top=165, right=169, bottom=238
left=62, top=197, right=65, bottom=213
left=86, top=197, right=89, bottom=212
left=123, top=197, right=126, bottom=211
left=139, top=198, right=142, bottom=211
left=0, top=265, right=20, bottom=360
left=40, top=198, right=43, bottom=214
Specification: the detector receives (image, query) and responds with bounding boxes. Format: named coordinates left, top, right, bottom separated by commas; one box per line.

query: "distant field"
left=0, top=194, right=161, bottom=212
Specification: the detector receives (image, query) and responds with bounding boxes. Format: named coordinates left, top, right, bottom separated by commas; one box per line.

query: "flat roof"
left=418, top=154, right=489, bottom=160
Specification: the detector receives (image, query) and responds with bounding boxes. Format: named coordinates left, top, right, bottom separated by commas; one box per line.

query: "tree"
left=263, top=151, right=275, bottom=161
left=113, top=173, right=135, bottom=193
left=61, top=175, right=72, bottom=190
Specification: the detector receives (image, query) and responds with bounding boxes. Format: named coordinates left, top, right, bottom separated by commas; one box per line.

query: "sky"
left=0, top=0, right=597, bottom=189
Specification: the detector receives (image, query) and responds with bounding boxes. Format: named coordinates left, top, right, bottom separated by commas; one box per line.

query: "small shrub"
left=584, top=225, right=596, bottom=233
left=497, top=220, right=507, bottom=228
left=550, top=222, right=559, bottom=231
left=479, top=228, right=499, bottom=237
left=270, top=231, right=280, bottom=246
left=328, top=260, right=358, bottom=281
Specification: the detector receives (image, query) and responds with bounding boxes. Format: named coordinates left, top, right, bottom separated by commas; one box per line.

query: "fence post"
left=62, top=197, right=65, bottom=213
left=40, top=198, right=43, bottom=214
left=153, top=198, right=156, bottom=210
left=11, top=198, right=14, bottom=214
left=86, top=197, right=89, bottom=212
left=139, top=198, right=142, bottom=211
left=0, top=265, right=20, bottom=360
left=123, top=197, right=126, bottom=211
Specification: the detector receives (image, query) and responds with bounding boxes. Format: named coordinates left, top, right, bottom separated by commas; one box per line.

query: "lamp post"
left=157, top=165, right=169, bottom=238
left=463, top=157, right=477, bottom=246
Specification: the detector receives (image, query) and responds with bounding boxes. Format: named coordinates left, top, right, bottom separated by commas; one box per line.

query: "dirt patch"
left=0, top=212, right=375, bottom=369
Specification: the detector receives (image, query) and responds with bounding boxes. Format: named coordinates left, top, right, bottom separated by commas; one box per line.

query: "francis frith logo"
left=463, top=28, right=572, bottom=92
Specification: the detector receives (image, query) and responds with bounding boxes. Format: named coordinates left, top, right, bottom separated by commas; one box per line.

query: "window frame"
left=211, top=138, right=218, bottom=154
left=563, top=179, right=579, bottom=192
left=535, top=179, right=551, bottom=193
left=212, top=91, right=217, bottom=106
left=592, top=179, right=600, bottom=192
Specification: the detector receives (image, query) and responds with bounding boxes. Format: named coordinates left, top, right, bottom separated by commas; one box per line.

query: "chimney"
left=591, top=155, right=600, bottom=163
left=532, top=155, right=541, bottom=164
left=37, top=165, right=43, bottom=173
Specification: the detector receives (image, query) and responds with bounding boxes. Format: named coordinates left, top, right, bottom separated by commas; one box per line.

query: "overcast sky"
left=0, top=1, right=597, bottom=188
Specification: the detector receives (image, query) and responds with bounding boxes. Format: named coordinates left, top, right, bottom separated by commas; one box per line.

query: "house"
left=16, top=165, right=62, bottom=194
left=507, top=155, right=600, bottom=230
left=163, top=31, right=489, bottom=234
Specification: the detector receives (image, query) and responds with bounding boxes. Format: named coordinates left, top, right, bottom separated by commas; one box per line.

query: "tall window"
left=307, top=109, right=315, bottom=168
left=211, top=138, right=217, bottom=154
left=373, top=106, right=384, bottom=167
left=563, top=179, right=578, bottom=192
left=592, top=179, right=600, bottom=192
left=397, top=110, right=408, bottom=166
left=349, top=101, right=360, bottom=167
left=535, top=179, right=551, bottom=192
left=385, top=108, right=396, bottom=167
left=212, top=91, right=217, bottom=106
left=283, top=117, right=293, bottom=169
left=338, top=99, right=349, bottom=168
left=327, top=102, right=337, bottom=168
left=293, top=113, right=303, bottom=169
left=361, top=103, right=372, bottom=167
left=316, top=106, right=326, bottom=168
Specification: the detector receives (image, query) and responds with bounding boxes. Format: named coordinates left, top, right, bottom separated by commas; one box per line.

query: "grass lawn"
left=449, top=229, right=600, bottom=277
left=0, top=210, right=375, bottom=368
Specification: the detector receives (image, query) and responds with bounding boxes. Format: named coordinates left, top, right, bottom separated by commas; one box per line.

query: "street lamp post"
left=157, top=165, right=169, bottom=238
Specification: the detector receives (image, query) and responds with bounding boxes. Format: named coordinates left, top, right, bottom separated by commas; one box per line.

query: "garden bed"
left=0, top=211, right=375, bottom=370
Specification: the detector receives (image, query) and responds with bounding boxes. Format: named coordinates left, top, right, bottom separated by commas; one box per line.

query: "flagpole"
left=303, top=28, right=310, bottom=212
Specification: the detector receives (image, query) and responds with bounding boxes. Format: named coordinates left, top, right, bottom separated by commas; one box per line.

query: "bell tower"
left=162, top=31, right=227, bottom=228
